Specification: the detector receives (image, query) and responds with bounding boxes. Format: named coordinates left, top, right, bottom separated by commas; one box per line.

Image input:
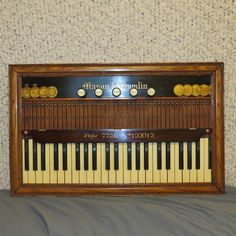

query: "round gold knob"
left=39, top=86, right=48, bottom=98
left=22, top=84, right=31, bottom=98
left=173, top=84, right=184, bottom=96
left=47, top=86, right=58, bottom=98
left=183, top=84, right=192, bottom=96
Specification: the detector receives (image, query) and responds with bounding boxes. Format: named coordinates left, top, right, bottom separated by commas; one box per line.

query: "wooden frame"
left=9, top=63, right=224, bottom=195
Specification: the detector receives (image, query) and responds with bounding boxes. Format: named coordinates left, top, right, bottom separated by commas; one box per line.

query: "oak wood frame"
left=9, top=63, right=224, bottom=196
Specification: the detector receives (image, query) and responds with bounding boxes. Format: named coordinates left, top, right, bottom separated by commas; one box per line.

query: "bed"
left=0, top=187, right=236, bottom=236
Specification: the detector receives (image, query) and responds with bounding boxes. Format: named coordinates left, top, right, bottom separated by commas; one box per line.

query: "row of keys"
left=77, top=87, right=156, bottom=98
left=22, top=139, right=211, bottom=184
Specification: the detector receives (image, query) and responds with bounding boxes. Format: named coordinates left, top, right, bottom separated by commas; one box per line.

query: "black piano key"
left=63, top=143, right=67, bottom=170
left=136, top=143, right=140, bottom=170
left=196, top=141, right=200, bottom=169
left=179, top=142, right=184, bottom=170
left=105, top=143, right=110, bottom=170
left=33, top=141, right=37, bottom=171
left=157, top=142, right=162, bottom=170
left=92, top=143, right=97, bottom=170
left=41, top=143, right=45, bottom=171
left=166, top=142, right=170, bottom=170
left=76, top=143, right=80, bottom=170
left=24, top=139, right=29, bottom=171
left=54, top=143, right=59, bottom=171
left=187, top=142, right=192, bottom=170
left=144, top=143, right=149, bottom=170
left=208, top=138, right=212, bottom=169
left=127, top=143, right=132, bottom=170
left=84, top=143, right=88, bottom=171
left=114, top=143, right=119, bottom=170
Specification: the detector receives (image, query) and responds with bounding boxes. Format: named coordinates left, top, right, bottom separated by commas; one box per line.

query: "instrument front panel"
left=9, top=63, right=224, bottom=195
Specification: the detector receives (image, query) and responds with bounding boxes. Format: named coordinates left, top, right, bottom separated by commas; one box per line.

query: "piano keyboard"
left=22, top=138, right=212, bottom=184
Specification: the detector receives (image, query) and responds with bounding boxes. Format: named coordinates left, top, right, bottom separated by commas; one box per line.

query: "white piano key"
left=174, top=142, right=182, bottom=183
left=123, top=143, right=131, bottom=184
left=109, top=143, right=116, bottom=184
left=152, top=143, right=160, bottom=183
left=87, top=143, right=94, bottom=184
left=160, top=142, right=167, bottom=183
left=65, top=143, right=72, bottom=184
left=35, top=143, right=43, bottom=184
left=138, top=143, right=145, bottom=183
left=101, top=143, right=109, bottom=184
left=167, top=142, right=175, bottom=183
left=71, top=143, right=79, bottom=184
left=28, top=139, right=36, bottom=184
left=145, top=143, right=153, bottom=183
left=57, top=143, right=65, bottom=184
left=22, top=139, right=28, bottom=184
left=190, top=142, right=197, bottom=182
left=131, top=143, right=138, bottom=183
left=79, top=143, right=87, bottom=184
left=116, top=143, right=124, bottom=184
left=50, top=144, right=57, bottom=184
left=204, top=138, right=212, bottom=182
left=183, top=142, right=190, bottom=182
left=197, top=138, right=204, bottom=182
left=43, top=143, right=50, bottom=184
left=94, top=143, right=102, bottom=184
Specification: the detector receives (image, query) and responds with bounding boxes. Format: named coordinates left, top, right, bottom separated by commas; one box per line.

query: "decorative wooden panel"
left=9, top=63, right=224, bottom=195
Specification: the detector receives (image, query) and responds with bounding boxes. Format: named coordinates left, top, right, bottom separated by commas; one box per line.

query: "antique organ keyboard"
left=9, top=63, right=224, bottom=195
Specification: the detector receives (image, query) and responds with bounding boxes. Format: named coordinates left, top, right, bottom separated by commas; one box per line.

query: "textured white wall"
left=0, top=0, right=235, bottom=189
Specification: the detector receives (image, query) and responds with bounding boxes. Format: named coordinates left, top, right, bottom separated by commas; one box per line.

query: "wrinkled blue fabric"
left=0, top=187, right=236, bottom=236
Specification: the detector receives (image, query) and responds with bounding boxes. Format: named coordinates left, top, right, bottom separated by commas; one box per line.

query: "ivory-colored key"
left=58, top=143, right=65, bottom=184
left=101, top=143, right=109, bottom=183
left=109, top=143, right=116, bottom=183
left=160, top=142, right=167, bottom=183
left=94, top=143, right=101, bottom=184
left=123, top=143, right=131, bottom=183
left=87, top=143, right=94, bottom=184
left=146, top=143, right=153, bottom=183
left=204, top=138, right=212, bottom=182
left=65, top=143, right=72, bottom=184
left=138, top=143, right=145, bottom=183
left=80, top=143, right=87, bottom=184
left=152, top=143, right=160, bottom=183
left=183, top=142, right=190, bottom=182
left=116, top=143, right=124, bottom=183
left=35, top=143, right=43, bottom=184
left=131, top=143, right=138, bottom=183
left=190, top=142, right=197, bottom=182
left=174, top=142, right=182, bottom=183
left=197, top=139, right=204, bottom=182
left=28, top=139, right=36, bottom=184
left=43, top=144, right=50, bottom=184
left=50, top=144, right=57, bottom=184
left=71, top=143, right=79, bottom=184
left=167, top=142, right=175, bottom=183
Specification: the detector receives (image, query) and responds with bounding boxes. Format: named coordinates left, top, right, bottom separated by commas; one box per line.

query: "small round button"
left=147, top=88, right=155, bottom=96
left=77, top=88, right=86, bottom=97
left=129, top=88, right=138, bottom=97
left=94, top=88, right=103, bottom=97
left=112, top=87, right=121, bottom=97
